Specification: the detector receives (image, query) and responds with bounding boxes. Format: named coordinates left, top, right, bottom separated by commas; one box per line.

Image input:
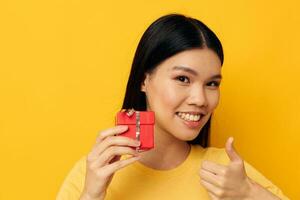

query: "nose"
left=187, top=85, right=208, bottom=108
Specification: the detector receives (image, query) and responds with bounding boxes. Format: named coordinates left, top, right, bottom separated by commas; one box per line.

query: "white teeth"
left=177, top=112, right=201, bottom=122
left=185, top=114, right=190, bottom=120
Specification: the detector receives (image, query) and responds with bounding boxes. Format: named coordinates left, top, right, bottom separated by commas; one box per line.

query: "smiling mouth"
left=175, top=112, right=204, bottom=122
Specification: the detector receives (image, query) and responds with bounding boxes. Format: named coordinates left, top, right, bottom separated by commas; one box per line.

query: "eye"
left=175, top=76, right=190, bottom=84
left=207, top=81, right=220, bottom=87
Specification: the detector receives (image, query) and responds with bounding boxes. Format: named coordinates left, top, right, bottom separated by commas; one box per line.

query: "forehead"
left=155, top=48, right=222, bottom=76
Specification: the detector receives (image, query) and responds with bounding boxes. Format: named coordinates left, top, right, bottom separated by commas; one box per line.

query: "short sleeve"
left=243, top=161, right=290, bottom=200
left=205, top=147, right=290, bottom=200
left=56, top=156, right=86, bottom=200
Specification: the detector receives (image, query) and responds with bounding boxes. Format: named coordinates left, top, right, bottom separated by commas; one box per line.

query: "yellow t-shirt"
left=56, top=145, right=289, bottom=200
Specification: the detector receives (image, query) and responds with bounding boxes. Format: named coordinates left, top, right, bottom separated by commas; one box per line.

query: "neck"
left=137, top=125, right=191, bottom=170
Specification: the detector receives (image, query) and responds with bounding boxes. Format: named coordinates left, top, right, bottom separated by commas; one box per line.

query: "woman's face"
left=141, top=48, right=222, bottom=141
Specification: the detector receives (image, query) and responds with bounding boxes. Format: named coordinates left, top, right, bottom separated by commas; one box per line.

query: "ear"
left=140, top=73, right=150, bottom=92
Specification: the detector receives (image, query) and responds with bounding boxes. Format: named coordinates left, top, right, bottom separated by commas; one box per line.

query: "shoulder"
left=63, top=156, right=87, bottom=181
left=191, top=145, right=230, bottom=165
left=56, top=156, right=87, bottom=200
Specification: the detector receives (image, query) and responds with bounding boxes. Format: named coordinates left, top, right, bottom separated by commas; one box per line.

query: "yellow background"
left=0, top=0, right=299, bottom=199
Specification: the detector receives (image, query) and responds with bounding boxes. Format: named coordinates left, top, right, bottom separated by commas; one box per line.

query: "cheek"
left=149, top=82, right=183, bottom=110
left=207, top=91, right=220, bottom=110
left=158, top=85, right=180, bottom=107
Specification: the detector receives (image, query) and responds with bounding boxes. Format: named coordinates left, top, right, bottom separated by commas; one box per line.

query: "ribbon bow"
left=121, top=108, right=135, bottom=117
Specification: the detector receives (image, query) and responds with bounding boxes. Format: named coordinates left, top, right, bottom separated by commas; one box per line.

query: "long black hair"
left=121, top=13, right=224, bottom=147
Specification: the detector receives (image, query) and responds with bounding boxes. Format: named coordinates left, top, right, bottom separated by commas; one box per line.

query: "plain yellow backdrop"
left=0, top=0, right=299, bottom=199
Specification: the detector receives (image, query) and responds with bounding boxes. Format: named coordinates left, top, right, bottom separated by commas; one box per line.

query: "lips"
left=175, top=114, right=202, bottom=129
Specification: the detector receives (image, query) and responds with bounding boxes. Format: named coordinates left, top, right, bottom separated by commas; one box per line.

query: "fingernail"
left=118, top=125, right=128, bottom=129
left=115, top=126, right=128, bottom=134
left=133, top=143, right=140, bottom=147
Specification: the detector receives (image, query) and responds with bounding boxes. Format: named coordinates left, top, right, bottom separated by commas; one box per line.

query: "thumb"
left=225, top=137, right=242, bottom=162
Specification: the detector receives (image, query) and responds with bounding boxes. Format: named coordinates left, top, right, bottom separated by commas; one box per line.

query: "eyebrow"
left=172, top=66, right=222, bottom=79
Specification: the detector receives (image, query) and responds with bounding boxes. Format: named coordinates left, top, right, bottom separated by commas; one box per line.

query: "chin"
left=174, top=129, right=201, bottom=141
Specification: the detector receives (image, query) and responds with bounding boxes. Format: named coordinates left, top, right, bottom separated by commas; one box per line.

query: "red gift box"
left=115, top=111, right=155, bottom=151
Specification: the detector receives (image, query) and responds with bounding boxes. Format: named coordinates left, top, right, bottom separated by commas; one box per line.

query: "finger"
left=91, top=146, right=139, bottom=168
left=102, top=155, right=141, bottom=175
left=201, top=160, right=226, bottom=176
left=109, top=155, right=121, bottom=164
left=200, top=179, right=224, bottom=198
left=199, top=168, right=223, bottom=188
left=92, top=136, right=141, bottom=157
left=103, top=146, right=139, bottom=165
left=95, top=125, right=129, bottom=144
left=207, top=192, right=218, bottom=200
left=225, top=137, right=242, bottom=162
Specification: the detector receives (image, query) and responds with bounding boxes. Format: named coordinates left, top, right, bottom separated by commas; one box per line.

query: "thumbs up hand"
left=199, top=137, right=282, bottom=200
left=199, top=137, right=253, bottom=199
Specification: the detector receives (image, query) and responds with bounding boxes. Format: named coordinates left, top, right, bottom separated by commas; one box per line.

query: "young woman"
left=56, top=13, right=289, bottom=200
